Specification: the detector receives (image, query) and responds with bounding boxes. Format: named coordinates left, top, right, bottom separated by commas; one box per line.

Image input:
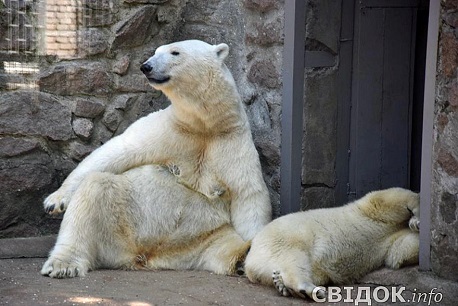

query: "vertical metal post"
left=419, top=0, right=440, bottom=271
left=335, top=0, right=355, bottom=206
left=280, top=0, right=306, bottom=215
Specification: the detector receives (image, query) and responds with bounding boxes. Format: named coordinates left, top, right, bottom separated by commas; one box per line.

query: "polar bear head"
left=140, top=40, right=232, bottom=96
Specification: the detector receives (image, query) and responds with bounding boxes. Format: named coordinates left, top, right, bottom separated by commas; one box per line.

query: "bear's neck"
left=167, top=79, right=248, bottom=137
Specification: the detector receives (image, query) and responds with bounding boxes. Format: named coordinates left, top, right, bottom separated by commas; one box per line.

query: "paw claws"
left=409, top=217, right=420, bottom=232
left=45, top=204, right=55, bottom=214
left=167, top=164, right=181, bottom=176
left=44, top=191, right=69, bottom=214
left=272, top=270, right=291, bottom=297
left=41, top=259, right=84, bottom=279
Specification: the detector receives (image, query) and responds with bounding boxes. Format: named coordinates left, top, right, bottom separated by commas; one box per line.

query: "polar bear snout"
left=140, top=60, right=171, bottom=85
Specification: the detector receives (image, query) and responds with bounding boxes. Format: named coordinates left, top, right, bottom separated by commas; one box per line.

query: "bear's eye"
left=171, top=51, right=180, bottom=56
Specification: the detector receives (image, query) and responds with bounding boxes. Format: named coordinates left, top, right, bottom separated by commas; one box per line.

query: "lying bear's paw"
left=41, top=257, right=86, bottom=278
left=43, top=189, right=70, bottom=215
left=272, top=270, right=292, bottom=297
left=409, top=216, right=420, bottom=232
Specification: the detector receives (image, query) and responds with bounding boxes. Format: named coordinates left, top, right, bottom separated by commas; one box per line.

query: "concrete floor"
left=0, top=237, right=457, bottom=305
left=2, top=258, right=458, bottom=305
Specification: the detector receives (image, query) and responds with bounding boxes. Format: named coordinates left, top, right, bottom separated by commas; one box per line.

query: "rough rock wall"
left=0, top=0, right=341, bottom=238
left=430, top=0, right=458, bottom=280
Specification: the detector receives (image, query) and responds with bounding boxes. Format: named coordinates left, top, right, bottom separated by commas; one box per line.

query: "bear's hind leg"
left=41, top=172, right=133, bottom=278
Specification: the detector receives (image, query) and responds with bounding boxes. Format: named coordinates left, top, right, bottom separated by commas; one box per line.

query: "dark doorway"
left=336, top=0, right=429, bottom=205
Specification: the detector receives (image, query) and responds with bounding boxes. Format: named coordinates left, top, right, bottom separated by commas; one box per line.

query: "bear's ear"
left=215, top=43, right=229, bottom=61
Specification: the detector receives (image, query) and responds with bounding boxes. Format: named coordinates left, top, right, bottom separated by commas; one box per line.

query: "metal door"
left=336, top=0, right=427, bottom=203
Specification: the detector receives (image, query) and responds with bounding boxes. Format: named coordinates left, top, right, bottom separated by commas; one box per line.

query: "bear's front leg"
left=384, top=229, right=419, bottom=269
left=406, top=191, right=420, bottom=232
left=43, top=137, right=131, bottom=214
left=44, top=109, right=176, bottom=215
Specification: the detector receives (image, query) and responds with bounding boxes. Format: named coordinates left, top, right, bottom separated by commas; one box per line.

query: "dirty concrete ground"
left=0, top=237, right=457, bottom=306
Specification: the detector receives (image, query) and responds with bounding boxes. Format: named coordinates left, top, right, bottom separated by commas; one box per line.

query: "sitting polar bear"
left=41, top=40, right=271, bottom=278
left=244, top=187, right=420, bottom=301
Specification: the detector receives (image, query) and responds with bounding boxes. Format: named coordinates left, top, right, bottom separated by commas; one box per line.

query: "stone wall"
left=0, top=0, right=342, bottom=238
left=430, top=0, right=458, bottom=280
left=301, top=1, right=341, bottom=210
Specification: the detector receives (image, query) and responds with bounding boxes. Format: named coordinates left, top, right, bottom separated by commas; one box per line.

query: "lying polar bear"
left=41, top=40, right=271, bottom=278
left=244, top=187, right=420, bottom=300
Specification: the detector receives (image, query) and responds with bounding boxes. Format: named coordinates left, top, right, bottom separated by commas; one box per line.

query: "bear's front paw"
left=41, top=257, right=86, bottom=278
left=409, top=216, right=420, bottom=232
left=43, top=189, right=71, bottom=215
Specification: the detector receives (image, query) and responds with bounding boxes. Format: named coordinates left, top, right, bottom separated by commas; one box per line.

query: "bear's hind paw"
left=167, top=164, right=181, bottom=177
left=41, top=258, right=86, bottom=279
left=208, top=185, right=226, bottom=198
left=272, top=270, right=292, bottom=297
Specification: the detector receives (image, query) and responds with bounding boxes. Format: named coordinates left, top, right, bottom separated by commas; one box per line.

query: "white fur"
left=41, top=40, right=271, bottom=278
left=245, top=188, right=420, bottom=300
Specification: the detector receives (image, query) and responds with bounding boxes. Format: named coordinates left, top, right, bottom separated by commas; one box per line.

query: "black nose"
left=140, top=63, right=152, bottom=74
